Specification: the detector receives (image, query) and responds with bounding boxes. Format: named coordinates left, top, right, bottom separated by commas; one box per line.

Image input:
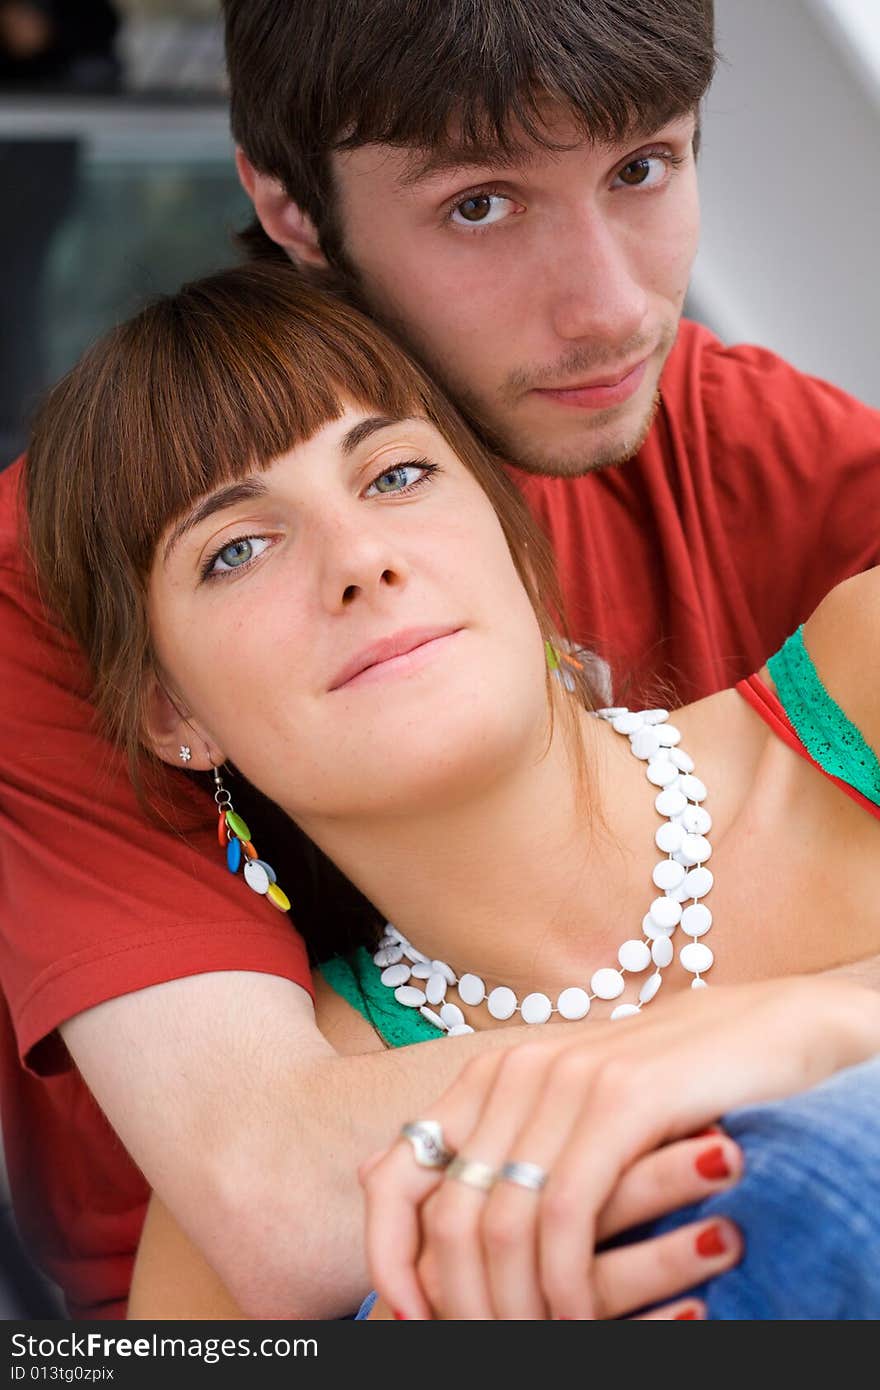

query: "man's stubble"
left=326, top=241, right=676, bottom=480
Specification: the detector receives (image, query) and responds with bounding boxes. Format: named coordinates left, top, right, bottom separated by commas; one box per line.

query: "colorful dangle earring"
left=545, top=639, right=583, bottom=693
left=213, top=766, right=291, bottom=914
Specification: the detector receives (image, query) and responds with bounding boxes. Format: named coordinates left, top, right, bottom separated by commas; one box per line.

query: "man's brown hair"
left=224, top=0, right=716, bottom=263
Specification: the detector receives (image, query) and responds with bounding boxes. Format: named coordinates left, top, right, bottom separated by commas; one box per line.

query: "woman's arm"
left=128, top=1195, right=248, bottom=1320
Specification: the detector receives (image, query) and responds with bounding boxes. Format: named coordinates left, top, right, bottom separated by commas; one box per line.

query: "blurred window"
left=0, top=4, right=247, bottom=465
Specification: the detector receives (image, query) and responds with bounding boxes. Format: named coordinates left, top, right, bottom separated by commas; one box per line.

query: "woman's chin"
left=238, top=636, right=549, bottom=821
left=292, top=710, right=543, bottom=823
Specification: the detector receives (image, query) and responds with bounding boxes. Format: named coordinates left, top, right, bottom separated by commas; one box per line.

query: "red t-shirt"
left=1, top=319, right=878, bottom=1317
left=515, top=322, right=880, bottom=705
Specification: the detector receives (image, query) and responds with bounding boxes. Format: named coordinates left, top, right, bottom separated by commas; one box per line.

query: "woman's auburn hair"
left=25, top=260, right=584, bottom=790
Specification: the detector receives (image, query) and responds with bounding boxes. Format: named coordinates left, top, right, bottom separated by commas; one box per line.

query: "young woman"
left=25, top=262, right=880, bottom=1320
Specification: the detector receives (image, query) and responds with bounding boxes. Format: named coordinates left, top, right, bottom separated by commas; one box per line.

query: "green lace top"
left=320, top=947, right=439, bottom=1047
left=320, top=626, right=880, bottom=1047
left=767, top=626, right=880, bottom=804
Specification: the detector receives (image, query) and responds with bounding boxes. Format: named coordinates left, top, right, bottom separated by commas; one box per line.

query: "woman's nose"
left=338, top=565, right=403, bottom=608
left=318, top=520, right=410, bottom=613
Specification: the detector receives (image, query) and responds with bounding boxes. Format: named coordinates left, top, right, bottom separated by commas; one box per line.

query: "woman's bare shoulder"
left=312, top=973, right=386, bottom=1056
left=801, top=567, right=880, bottom=754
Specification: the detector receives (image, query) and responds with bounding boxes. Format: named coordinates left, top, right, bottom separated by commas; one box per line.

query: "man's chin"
left=487, top=392, right=662, bottom=479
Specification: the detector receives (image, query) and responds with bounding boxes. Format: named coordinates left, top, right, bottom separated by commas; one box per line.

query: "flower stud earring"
left=179, top=745, right=192, bottom=763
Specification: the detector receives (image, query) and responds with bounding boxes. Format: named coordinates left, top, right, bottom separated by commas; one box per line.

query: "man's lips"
left=328, top=627, right=463, bottom=691
left=531, top=356, right=650, bottom=410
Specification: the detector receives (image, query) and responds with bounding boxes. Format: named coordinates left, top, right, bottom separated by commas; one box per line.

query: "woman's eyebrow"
left=163, top=478, right=270, bottom=563
left=339, top=416, right=411, bottom=454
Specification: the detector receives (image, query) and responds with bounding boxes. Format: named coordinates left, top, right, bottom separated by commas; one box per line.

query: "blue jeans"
left=356, top=1056, right=880, bottom=1319
left=656, top=1055, right=880, bottom=1318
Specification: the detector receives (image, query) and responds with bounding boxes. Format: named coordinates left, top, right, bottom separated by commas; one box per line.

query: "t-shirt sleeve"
left=697, top=335, right=880, bottom=623
left=0, top=467, right=312, bottom=1077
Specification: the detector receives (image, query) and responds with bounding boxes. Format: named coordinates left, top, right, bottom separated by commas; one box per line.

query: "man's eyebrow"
left=163, top=478, right=270, bottom=563
left=339, top=416, right=411, bottom=453
left=396, top=117, right=696, bottom=189
left=397, top=144, right=538, bottom=188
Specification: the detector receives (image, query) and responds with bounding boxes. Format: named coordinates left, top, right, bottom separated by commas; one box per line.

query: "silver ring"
left=498, top=1160, right=548, bottom=1192
left=446, top=1156, right=498, bottom=1192
left=400, top=1120, right=454, bottom=1170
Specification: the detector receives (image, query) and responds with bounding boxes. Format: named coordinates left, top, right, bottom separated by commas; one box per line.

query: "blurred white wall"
left=690, top=0, right=880, bottom=406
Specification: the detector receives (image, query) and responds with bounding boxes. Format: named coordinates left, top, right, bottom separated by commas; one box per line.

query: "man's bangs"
left=329, top=5, right=715, bottom=160
left=337, top=80, right=702, bottom=168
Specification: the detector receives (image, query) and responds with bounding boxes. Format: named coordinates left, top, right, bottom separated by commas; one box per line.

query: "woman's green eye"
left=218, top=539, right=254, bottom=567
left=373, top=467, right=410, bottom=493
left=365, top=461, right=436, bottom=497
left=207, top=535, right=270, bottom=577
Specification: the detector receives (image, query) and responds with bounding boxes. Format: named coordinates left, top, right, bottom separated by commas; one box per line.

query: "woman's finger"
left=480, top=1182, right=550, bottom=1319
left=421, top=1041, right=559, bottom=1319
left=593, top=1218, right=742, bottom=1320
left=363, top=1049, right=506, bottom=1319
left=596, top=1134, right=742, bottom=1242
left=357, top=1146, right=390, bottom=1184
left=531, top=1035, right=753, bottom=1319
left=419, top=1128, right=742, bottom=1319
left=632, top=1298, right=706, bottom=1321
left=481, top=1044, right=618, bottom=1318
left=531, top=1055, right=681, bottom=1318
left=417, top=1183, right=498, bottom=1319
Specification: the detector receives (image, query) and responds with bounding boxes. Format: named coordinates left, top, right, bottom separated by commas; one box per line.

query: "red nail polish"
left=675, top=1308, right=699, bottom=1319
left=695, top=1144, right=731, bottom=1181
left=393, top=1310, right=407, bottom=1320
left=696, top=1223, right=728, bottom=1258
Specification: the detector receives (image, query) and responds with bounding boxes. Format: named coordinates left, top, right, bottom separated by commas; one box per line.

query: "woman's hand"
left=418, top=1130, right=743, bottom=1320
left=362, top=977, right=880, bottom=1319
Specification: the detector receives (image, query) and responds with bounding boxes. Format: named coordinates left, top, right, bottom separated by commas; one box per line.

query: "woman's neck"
left=294, top=707, right=660, bottom=998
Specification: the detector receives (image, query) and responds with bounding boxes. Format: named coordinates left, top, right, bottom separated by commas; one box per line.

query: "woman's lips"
left=531, top=357, right=649, bottom=410
left=329, top=628, right=463, bottom=692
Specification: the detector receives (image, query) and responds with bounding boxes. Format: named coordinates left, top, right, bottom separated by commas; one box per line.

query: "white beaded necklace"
left=371, top=707, right=714, bottom=1036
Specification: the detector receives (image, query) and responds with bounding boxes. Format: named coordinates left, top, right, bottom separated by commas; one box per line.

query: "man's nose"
left=547, top=210, right=650, bottom=347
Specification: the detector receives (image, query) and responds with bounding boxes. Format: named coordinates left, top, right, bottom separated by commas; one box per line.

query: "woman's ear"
left=143, top=672, right=221, bottom=772
left=235, top=148, right=329, bottom=269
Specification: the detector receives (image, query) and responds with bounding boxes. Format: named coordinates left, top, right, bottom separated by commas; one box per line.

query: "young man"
left=0, top=0, right=878, bottom=1319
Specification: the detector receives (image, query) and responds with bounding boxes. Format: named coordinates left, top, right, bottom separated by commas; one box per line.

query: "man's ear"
left=235, top=148, right=328, bottom=269
left=143, top=672, right=222, bottom=772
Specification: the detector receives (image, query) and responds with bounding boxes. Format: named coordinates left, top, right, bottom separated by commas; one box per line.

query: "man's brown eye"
left=618, top=159, right=651, bottom=186
left=457, top=195, right=493, bottom=222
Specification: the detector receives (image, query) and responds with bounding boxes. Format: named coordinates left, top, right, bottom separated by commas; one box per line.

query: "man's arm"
left=66, top=927, right=880, bottom=1323
left=61, top=969, right=524, bottom=1319
left=825, top=956, right=880, bottom=989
